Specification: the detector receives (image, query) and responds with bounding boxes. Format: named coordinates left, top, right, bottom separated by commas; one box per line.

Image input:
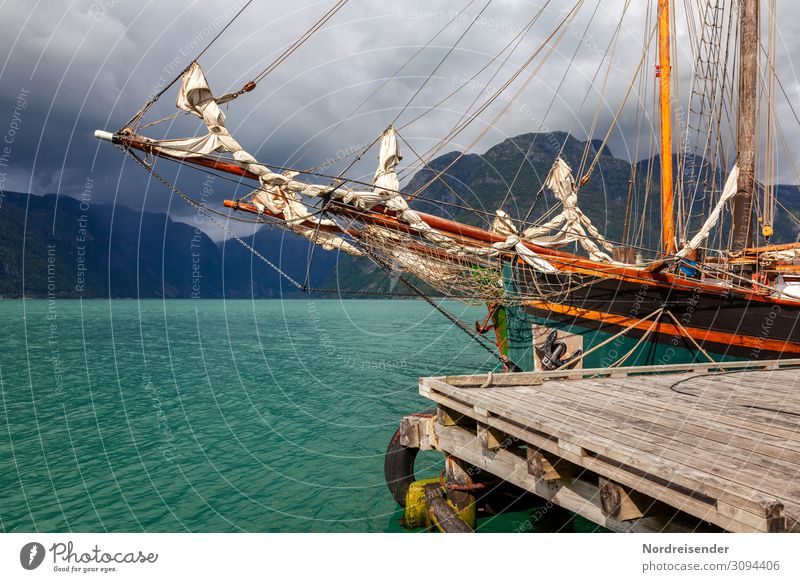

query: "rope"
left=119, top=145, right=306, bottom=290
left=123, top=0, right=255, bottom=131
left=291, top=0, right=479, bottom=167
left=356, top=244, right=518, bottom=369
left=669, top=368, right=800, bottom=419
left=662, top=309, right=715, bottom=362
left=408, top=0, right=584, bottom=200
left=554, top=307, right=664, bottom=371
left=390, top=0, right=494, bottom=127
left=578, top=7, right=660, bottom=188
left=608, top=314, right=662, bottom=368
left=123, top=144, right=515, bottom=366
left=498, top=0, right=603, bottom=213
left=396, top=131, right=491, bottom=226
left=395, top=1, right=539, bottom=136
left=576, top=0, right=630, bottom=181
left=251, top=0, right=349, bottom=86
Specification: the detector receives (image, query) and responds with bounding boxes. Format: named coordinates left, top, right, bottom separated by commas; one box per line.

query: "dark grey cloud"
left=1, top=0, right=799, bottom=239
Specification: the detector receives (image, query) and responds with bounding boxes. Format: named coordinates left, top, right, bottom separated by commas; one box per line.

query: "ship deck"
left=413, top=359, right=800, bottom=533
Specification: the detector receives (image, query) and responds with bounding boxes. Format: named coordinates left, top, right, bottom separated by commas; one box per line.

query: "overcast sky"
left=2, top=0, right=800, bottom=236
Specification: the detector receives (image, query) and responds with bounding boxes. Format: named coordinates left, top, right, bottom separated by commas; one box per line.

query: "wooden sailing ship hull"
left=503, top=264, right=800, bottom=371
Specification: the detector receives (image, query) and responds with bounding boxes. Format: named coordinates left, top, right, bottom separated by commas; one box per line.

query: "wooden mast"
left=731, top=0, right=759, bottom=253
left=658, top=0, right=675, bottom=255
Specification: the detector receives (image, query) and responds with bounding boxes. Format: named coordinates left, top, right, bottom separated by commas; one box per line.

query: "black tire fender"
left=384, top=410, right=435, bottom=507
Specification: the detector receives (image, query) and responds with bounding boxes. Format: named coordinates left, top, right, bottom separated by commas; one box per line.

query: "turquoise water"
left=0, top=299, right=593, bottom=533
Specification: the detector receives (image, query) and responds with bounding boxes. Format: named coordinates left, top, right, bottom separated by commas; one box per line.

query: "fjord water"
left=0, top=299, right=582, bottom=533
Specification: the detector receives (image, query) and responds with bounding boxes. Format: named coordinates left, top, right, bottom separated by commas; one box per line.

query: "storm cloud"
left=2, top=0, right=800, bottom=237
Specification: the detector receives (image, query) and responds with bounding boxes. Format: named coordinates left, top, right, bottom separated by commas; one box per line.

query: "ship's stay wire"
left=497, top=0, right=604, bottom=215
left=126, top=0, right=349, bottom=131
left=389, top=0, right=494, bottom=127
left=123, top=0, right=256, bottom=131
left=406, top=0, right=587, bottom=200
left=291, top=0, right=479, bottom=168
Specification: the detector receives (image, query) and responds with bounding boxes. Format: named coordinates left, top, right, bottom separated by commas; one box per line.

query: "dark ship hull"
left=503, top=262, right=800, bottom=372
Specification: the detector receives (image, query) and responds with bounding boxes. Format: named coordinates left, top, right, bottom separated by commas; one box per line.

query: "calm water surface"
left=0, top=299, right=593, bottom=532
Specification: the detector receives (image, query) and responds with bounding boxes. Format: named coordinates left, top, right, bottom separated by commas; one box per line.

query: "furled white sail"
left=522, top=158, right=615, bottom=263
left=142, top=62, right=368, bottom=255
left=676, top=165, right=739, bottom=258
left=490, top=211, right=557, bottom=273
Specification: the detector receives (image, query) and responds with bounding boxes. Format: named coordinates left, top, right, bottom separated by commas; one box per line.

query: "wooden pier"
left=405, top=359, right=800, bottom=533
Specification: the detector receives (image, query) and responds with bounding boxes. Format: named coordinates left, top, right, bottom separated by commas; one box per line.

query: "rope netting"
left=317, top=207, right=590, bottom=307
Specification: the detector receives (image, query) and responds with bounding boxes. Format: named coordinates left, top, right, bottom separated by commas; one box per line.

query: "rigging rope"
left=578, top=8, right=660, bottom=189
left=123, top=0, right=255, bottom=131
left=576, top=0, right=630, bottom=182
left=392, top=0, right=552, bottom=198
left=251, top=0, right=350, bottom=85
left=291, top=0, right=479, bottom=167
left=396, top=0, right=561, bottom=176
left=390, top=0, right=494, bottom=127
left=119, top=145, right=308, bottom=290
left=126, top=0, right=349, bottom=132
left=498, top=0, right=604, bottom=214
left=345, top=236, right=519, bottom=369
left=408, top=0, right=586, bottom=200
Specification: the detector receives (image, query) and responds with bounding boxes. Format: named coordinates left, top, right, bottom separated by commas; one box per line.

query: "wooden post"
left=526, top=447, right=580, bottom=499
left=762, top=501, right=786, bottom=533
left=477, top=422, right=505, bottom=452
left=527, top=448, right=563, bottom=481
left=437, top=406, right=472, bottom=427
left=398, top=416, right=420, bottom=448
left=731, top=0, right=759, bottom=253
left=422, top=483, right=473, bottom=533
left=445, top=456, right=477, bottom=530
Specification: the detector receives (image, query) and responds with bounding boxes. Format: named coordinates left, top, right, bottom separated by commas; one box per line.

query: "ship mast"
left=731, top=0, right=759, bottom=253
left=658, top=0, right=675, bottom=255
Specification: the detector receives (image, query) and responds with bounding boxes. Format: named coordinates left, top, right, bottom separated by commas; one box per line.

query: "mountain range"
left=0, top=191, right=334, bottom=299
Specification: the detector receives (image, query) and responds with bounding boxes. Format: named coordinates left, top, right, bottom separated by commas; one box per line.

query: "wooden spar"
left=114, top=133, right=550, bottom=255
left=113, top=133, right=262, bottom=181
left=658, top=0, right=675, bottom=255
left=731, top=0, right=759, bottom=253
left=222, top=199, right=502, bottom=266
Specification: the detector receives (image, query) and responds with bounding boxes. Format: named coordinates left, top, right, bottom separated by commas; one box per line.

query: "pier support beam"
left=599, top=478, right=648, bottom=522
left=445, top=456, right=477, bottom=530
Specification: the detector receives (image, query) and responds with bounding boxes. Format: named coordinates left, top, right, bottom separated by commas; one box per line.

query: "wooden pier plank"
left=442, top=358, right=800, bottom=388
left=468, top=384, right=800, bottom=518
left=480, top=387, right=800, bottom=520
left=423, top=388, right=770, bottom=532
left=530, top=376, right=800, bottom=453
left=421, top=367, right=800, bottom=532
left=428, top=376, right=798, bottom=509
left=485, top=383, right=800, bottom=485
left=443, top=368, right=800, bottom=460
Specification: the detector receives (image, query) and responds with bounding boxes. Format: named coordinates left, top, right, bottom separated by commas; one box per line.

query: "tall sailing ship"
left=96, top=0, right=800, bottom=372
